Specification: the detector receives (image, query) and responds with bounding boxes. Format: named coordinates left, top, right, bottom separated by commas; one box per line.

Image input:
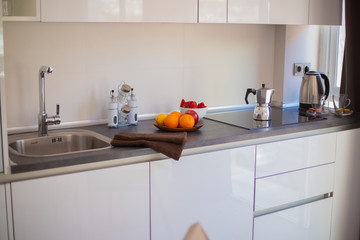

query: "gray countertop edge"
left=1, top=114, right=360, bottom=184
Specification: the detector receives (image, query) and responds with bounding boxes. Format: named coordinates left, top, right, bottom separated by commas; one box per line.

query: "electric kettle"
left=299, top=71, right=330, bottom=112
left=245, top=84, right=275, bottom=121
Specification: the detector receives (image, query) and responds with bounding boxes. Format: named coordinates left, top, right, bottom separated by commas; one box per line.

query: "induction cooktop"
left=205, top=107, right=325, bottom=130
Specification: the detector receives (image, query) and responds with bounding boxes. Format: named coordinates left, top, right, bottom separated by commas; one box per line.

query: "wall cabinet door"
left=331, top=128, right=360, bottom=240
left=11, top=163, right=150, bottom=240
left=2, top=0, right=40, bottom=21
left=151, top=146, right=255, bottom=240
left=228, top=0, right=308, bottom=24
left=267, top=0, right=308, bottom=24
left=254, top=198, right=333, bottom=240
left=228, top=0, right=268, bottom=24
left=199, top=0, right=227, bottom=23
left=41, top=0, right=197, bottom=23
left=309, top=0, right=343, bottom=25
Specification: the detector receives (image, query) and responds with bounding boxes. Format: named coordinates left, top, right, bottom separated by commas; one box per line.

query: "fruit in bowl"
left=179, top=99, right=207, bottom=119
left=156, top=111, right=196, bottom=129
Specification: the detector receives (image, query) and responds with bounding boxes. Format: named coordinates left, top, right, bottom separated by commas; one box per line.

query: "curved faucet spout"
left=39, top=66, right=53, bottom=75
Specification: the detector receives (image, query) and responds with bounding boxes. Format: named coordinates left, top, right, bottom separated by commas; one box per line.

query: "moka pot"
left=245, top=84, right=275, bottom=121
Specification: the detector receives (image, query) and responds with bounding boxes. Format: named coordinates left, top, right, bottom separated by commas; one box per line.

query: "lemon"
left=336, top=108, right=344, bottom=114
left=156, top=113, right=167, bottom=126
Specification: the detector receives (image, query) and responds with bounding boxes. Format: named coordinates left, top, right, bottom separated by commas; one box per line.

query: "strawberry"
left=180, top=99, right=186, bottom=107
left=197, top=102, right=207, bottom=108
left=190, top=101, right=197, bottom=108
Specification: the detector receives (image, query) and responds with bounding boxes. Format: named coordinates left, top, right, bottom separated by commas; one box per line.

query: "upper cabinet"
left=2, top=0, right=343, bottom=25
left=228, top=0, right=268, bottom=24
left=199, top=0, right=227, bottom=23
left=228, top=0, right=309, bottom=24
left=41, top=0, right=198, bottom=23
left=309, top=0, right=343, bottom=25
left=2, top=0, right=40, bottom=21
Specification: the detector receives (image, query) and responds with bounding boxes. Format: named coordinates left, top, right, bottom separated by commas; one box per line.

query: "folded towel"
left=111, top=132, right=187, bottom=160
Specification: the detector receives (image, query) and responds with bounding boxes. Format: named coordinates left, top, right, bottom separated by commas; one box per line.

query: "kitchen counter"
left=2, top=109, right=360, bottom=183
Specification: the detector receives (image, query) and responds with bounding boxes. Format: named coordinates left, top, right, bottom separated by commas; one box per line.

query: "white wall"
left=3, top=22, right=275, bottom=129
left=272, top=25, right=320, bottom=107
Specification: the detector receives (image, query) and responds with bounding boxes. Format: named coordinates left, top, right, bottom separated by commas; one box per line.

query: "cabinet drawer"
left=256, top=133, right=336, bottom=178
left=254, top=197, right=333, bottom=240
left=255, top=163, right=334, bottom=211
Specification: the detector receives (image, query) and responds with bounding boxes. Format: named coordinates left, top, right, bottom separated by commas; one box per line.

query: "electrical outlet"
left=293, top=63, right=311, bottom=76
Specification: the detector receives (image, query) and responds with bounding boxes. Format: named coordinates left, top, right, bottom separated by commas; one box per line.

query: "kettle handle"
left=320, top=73, right=330, bottom=100
left=245, top=88, right=256, bottom=104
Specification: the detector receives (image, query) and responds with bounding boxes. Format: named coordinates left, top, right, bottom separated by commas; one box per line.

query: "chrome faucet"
left=38, top=66, right=61, bottom=136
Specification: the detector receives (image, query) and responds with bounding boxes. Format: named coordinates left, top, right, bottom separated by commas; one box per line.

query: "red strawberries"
left=180, top=99, right=207, bottom=108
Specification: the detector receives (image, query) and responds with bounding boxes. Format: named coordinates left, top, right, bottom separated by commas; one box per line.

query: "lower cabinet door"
left=253, top=198, right=333, bottom=240
left=151, top=146, right=255, bottom=240
left=0, top=184, right=8, bottom=240
left=11, top=163, right=150, bottom=240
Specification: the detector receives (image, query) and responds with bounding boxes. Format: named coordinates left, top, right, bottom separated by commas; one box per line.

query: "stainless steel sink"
left=8, top=129, right=112, bottom=158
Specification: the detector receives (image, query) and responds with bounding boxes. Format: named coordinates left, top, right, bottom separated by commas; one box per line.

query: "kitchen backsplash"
left=3, top=22, right=318, bottom=129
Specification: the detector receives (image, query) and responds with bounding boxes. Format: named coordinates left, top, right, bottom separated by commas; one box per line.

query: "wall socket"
left=293, top=63, right=311, bottom=76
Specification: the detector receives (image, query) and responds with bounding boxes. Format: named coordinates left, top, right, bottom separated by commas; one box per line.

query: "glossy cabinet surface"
left=268, top=0, right=308, bottom=24
left=11, top=163, right=150, bottom=240
left=309, top=0, right=343, bottom=25
left=41, top=0, right=197, bottom=23
left=199, top=0, right=227, bottom=23
left=256, top=133, right=336, bottom=178
left=228, top=0, right=268, bottom=24
left=255, top=164, right=334, bottom=211
left=2, top=0, right=40, bottom=21
left=151, top=146, right=255, bottom=240
left=331, top=129, right=360, bottom=240
left=254, top=198, right=333, bottom=240
left=228, top=0, right=308, bottom=24
left=0, top=184, right=8, bottom=240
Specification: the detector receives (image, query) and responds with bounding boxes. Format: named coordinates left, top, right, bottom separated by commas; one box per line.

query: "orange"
left=164, top=114, right=180, bottom=128
left=179, top=114, right=195, bottom=128
left=170, top=111, right=182, bottom=118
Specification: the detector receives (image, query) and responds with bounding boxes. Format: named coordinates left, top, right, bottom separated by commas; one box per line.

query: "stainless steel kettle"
left=299, top=71, right=329, bottom=111
left=245, top=84, right=275, bottom=121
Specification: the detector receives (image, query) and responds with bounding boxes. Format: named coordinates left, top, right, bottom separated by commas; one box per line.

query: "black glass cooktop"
left=205, top=107, right=325, bottom=130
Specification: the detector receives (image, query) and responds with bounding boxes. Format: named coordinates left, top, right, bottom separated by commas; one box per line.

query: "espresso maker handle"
left=320, top=73, right=330, bottom=100
left=245, top=88, right=256, bottom=104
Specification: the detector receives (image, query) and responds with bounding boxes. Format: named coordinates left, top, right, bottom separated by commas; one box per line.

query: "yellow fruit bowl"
left=153, top=122, right=204, bottom=132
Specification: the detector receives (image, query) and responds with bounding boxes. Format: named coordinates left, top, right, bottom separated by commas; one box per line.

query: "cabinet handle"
left=254, top=192, right=333, bottom=218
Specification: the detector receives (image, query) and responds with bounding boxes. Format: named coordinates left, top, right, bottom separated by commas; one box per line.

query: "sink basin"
left=8, top=129, right=112, bottom=158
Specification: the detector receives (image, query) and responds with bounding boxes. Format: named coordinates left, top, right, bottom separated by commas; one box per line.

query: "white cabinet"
left=11, top=162, right=150, bottom=240
left=2, top=0, right=40, bottom=21
left=0, top=184, right=8, bottom=240
left=267, top=0, right=308, bottom=24
left=331, top=128, right=360, bottom=240
left=199, top=0, right=227, bottom=23
left=256, top=133, right=336, bottom=178
left=228, top=0, right=268, bottom=24
left=228, top=0, right=308, bottom=24
left=309, top=0, right=343, bottom=25
left=41, top=0, right=197, bottom=23
left=254, top=198, right=333, bottom=240
left=254, top=133, right=336, bottom=240
left=255, top=164, right=334, bottom=211
left=151, top=146, right=255, bottom=240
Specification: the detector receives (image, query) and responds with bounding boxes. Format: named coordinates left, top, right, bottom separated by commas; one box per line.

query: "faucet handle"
left=56, top=104, right=60, bottom=116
